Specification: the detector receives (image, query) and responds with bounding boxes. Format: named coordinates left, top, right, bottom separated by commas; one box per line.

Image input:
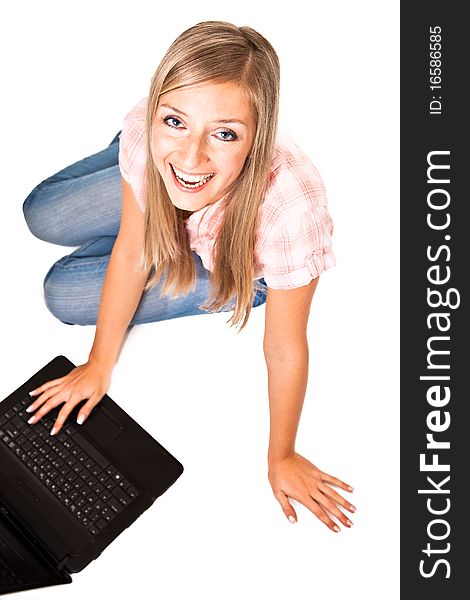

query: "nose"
left=179, top=134, right=209, bottom=171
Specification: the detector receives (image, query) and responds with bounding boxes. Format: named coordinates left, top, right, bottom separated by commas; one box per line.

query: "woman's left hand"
left=268, top=452, right=356, bottom=532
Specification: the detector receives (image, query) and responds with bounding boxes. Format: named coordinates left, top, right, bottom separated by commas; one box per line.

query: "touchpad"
left=84, top=404, right=124, bottom=444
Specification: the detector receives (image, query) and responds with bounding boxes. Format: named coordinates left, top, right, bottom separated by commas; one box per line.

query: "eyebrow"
left=159, top=103, right=248, bottom=126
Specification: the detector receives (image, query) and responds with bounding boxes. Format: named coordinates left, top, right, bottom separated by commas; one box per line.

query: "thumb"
left=276, top=491, right=297, bottom=524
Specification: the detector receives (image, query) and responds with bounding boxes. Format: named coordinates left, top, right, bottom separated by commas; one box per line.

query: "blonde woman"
left=22, top=21, right=355, bottom=532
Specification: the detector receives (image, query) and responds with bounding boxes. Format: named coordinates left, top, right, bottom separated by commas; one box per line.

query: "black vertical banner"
left=401, top=3, right=468, bottom=597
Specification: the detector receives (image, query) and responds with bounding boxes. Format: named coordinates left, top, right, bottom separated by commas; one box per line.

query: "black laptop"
left=0, top=355, right=184, bottom=595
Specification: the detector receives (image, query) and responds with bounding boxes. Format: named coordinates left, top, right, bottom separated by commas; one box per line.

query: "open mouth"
left=170, top=164, right=215, bottom=190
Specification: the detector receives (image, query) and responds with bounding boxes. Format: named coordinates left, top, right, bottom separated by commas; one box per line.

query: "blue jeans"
left=22, top=132, right=267, bottom=326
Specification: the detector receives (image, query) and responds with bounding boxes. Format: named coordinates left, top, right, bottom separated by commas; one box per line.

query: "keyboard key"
left=93, top=483, right=105, bottom=495
left=101, top=507, right=115, bottom=522
left=112, top=487, right=131, bottom=506
left=88, top=509, right=99, bottom=522
left=107, top=498, right=124, bottom=514
left=86, top=493, right=98, bottom=505
left=118, top=478, right=131, bottom=491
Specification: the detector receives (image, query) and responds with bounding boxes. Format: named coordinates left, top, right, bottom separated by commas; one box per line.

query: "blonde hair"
left=142, top=21, right=280, bottom=331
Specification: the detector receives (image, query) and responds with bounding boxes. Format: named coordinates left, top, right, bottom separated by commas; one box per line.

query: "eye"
left=215, top=130, right=238, bottom=142
left=164, top=116, right=184, bottom=129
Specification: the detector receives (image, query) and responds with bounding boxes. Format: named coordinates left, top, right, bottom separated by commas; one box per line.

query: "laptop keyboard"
left=0, top=396, right=139, bottom=537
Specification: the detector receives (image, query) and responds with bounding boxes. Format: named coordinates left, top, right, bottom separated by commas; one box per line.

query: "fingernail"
left=288, top=515, right=296, bottom=524
left=28, top=390, right=36, bottom=396
left=346, top=519, right=353, bottom=527
left=50, top=427, right=56, bottom=436
left=25, top=406, right=33, bottom=413
left=333, top=525, right=340, bottom=532
left=27, top=416, right=36, bottom=424
left=350, top=505, right=356, bottom=513
left=348, top=486, right=354, bottom=492
left=77, top=415, right=85, bottom=425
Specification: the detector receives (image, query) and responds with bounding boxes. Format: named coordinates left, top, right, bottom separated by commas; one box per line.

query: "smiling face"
left=150, top=81, right=255, bottom=213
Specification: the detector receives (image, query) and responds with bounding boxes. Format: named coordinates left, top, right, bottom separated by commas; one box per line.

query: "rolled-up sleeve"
left=256, top=155, right=336, bottom=289
left=117, top=98, right=148, bottom=212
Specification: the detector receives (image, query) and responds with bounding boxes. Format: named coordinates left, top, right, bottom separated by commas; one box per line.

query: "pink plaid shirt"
left=118, top=97, right=336, bottom=289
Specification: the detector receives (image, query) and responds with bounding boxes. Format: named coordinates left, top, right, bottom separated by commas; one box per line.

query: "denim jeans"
left=22, top=132, right=267, bottom=326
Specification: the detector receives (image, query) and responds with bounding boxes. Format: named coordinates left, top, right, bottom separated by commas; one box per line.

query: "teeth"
left=172, top=165, right=214, bottom=186
left=178, top=179, right=208, bottom=189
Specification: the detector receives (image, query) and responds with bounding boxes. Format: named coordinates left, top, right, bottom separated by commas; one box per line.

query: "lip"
left=169, top=163, right=215, bottom=194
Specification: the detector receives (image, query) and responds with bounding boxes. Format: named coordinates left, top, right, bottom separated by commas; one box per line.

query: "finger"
left=274, top=490, right=298, bottom=524
left=319, top=482, right=357, bottom=514
left=320, top=471, right=354, bottom=493
left=26, top=384, right=64, bottom=414
left=29, top=376, right=68, bottom=397
left=313, top=492, right=353, bottom=529
left=27, top=384, right=67, bottom=417
left=28, top=390, right=71, bottom=424
left=50, top=395, right=86, bottom=435
left=303, top=496, right=340, bottom=532
left=76, top=392, right=103, bottom=425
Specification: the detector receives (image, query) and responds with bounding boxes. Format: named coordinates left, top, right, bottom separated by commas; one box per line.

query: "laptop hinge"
left=0, top=498, right=70, bottom=576
left=57, top=553, right=72, bottom=571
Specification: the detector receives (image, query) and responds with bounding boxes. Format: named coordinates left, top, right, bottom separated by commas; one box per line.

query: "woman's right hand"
left=25, top=360, right=112, bottom=436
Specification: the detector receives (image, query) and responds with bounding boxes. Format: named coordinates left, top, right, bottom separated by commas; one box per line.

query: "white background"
left=1, top=1, right=399, bottom=598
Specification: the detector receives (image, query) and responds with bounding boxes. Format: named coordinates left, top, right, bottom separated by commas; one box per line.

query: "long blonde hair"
left=143, top=21, right=280, bottom=331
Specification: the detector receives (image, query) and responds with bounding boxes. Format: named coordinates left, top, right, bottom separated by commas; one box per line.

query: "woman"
left=22, top=21, right=355, bottom=532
